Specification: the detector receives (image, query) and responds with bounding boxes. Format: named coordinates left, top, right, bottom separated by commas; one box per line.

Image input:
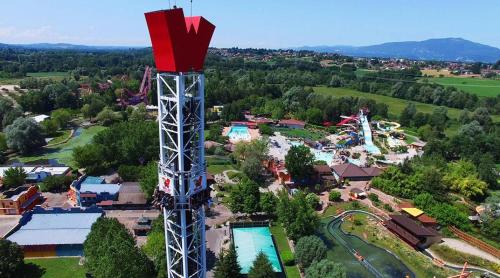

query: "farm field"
left=26, top=72, right=70, bottom=79
left=421, top=76, right=500, bottom=97
left=314, top=86, right=500, bottom=124
left=25, top=257, right=85, bottom=278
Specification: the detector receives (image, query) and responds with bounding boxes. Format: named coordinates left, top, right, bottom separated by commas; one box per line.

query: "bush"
left=280, top=250, right=295, bottom=266
left=352, top=152, right=361, bottom=159
left=353, top=219, right=363, bottom=226
left=216, top=192, right=224, bottom=198
left=40, top=175, right=74, bottom=192
left=118, top=165, right=143, bottom=181
left=350, top=201, right=361, bottom=209
left=383, top=203, right=394, bottom=212
left=329, top=190, right=342, bottom=202
left=368, top=193, right=379, bottom=203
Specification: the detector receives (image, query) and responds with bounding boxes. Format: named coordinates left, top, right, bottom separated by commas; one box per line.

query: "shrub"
left=353, top=219, right=363, bottom=226
left=368, top=193, right=379, bottom=203
left=352, top=152, right=361, bottom=159
left=329, top=190, right=342, bottom=202
left=350, top=201, right=361, bottom=209
left=383, top=203, right=394, bottom=212
left=216, top=192, right=224, bottom=198
left=280, top=250, right=295, bottom=266
left=40, top=175, right=74, bottom=192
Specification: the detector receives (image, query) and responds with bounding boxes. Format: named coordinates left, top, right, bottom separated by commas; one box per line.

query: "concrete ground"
left=105, top=209, right=160, bottom=246
left=0, top=215, right=21, bottom=238
left=206, top=204, right=232, bottom=227
left=440, top=238, right=500, bottom=264
left=40, top=192, right=74, bottom=209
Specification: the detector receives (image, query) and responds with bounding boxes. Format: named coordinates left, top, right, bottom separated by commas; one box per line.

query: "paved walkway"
left=440, top=238, right=500, bottom=264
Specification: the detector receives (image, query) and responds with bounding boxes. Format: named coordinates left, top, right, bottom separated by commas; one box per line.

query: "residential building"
left=6, top=206, right=103, bottom=257
left=0, top=166, right=71, bottom=186
left=278, top=119, right=305, bottom=129
left=331, top=163, right=383, bottom=182
left=69, top=175, right=120, bottom=207
left=0, top=185, right=42, bottom=215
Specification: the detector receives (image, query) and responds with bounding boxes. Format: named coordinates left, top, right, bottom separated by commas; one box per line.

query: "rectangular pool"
left=232, top=226, right=283, bottom=274
left=227, top=126, right=251, bottom=141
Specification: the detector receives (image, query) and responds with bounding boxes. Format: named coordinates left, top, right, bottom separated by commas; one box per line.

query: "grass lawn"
left=15, top=125, right=106, bottom=168
left=430, top=245, right=500, bottom=274
left=0, top=77, right=24, bottom=85
left=27, top=72, right=70, bottom=79
left=46, top=130, right=72, bottom=145
left=421, top=76, right=500, bottom=97
left=207, top=164, right=236, bottom=175
left=269, top=225, right=301, bottom=278
left=273, top=127, right=326, bottom=141
left=206, top=155, right=237, bottom=175
left=25, top=257, right=85, bottom=278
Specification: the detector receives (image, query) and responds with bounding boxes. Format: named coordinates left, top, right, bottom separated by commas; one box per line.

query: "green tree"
left=305, top=259, right=346, bottom=278
left=51, top=108, right=72, bottom=129
left=0, top=239, right=24, bottom=278
left=142, top=217, right=166, bottom=278
left=228, top=179, right=261, bottom=214
left=285, top=145, right=314, bottom=182
left=399, top=103, right=416, bottom=127
left=2, top=108, right=23, bottom=129
left=429, top=106, right=448, bottom=131
left=276, top=190, right=319, bottom=241
left=214, top=244, right=242, bottom=278
left=96, top=107, right=122, bottom=126
left=260, top=192, right=277, bottom=216
left=248, top=252, right=275, bottom=278
left=73, top=144, right=106, bottom=175
left=41, top=119, right=59, bottom=137
left=5, top=118, right=45, bottom=154
left=129, top=103, right=148, bottom=122
left=139, top=162, right=158, bottom=201
left=2, top=167, right=27, bottom=190
left=295, top=235, right=327, bottom=269
left=241, top=156, right=264, bottom=183
left=443, top=160, right=488, bottom=199
left=306, top=108, right=323, bottom=125
left=305, top=193, right=319, bottom=209
left=40, top=175, right=74, bottom=192
left=84, top=218, right=155, bottom=278
left=258, top=124, right=273, bottom=136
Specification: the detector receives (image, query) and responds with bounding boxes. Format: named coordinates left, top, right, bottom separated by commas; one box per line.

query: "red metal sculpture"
left=145, top=8, right=215, bottom=73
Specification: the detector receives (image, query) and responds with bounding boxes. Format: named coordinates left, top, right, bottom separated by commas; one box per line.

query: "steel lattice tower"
left=145, top=8, right=215, bottom=278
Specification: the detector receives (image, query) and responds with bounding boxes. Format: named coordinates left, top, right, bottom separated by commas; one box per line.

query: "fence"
left=449, top=226, right=500, bottom=258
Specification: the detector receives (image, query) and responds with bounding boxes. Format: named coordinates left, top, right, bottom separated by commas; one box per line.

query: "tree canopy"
left=0, top=239, right=24, bottom=278
left=248, top=252, right=275, bottom=278
left=84, top=217, right=155, bottom=278
left=5, top=118, right=45, bottom=154
left=285, top=145, right=315, bottom=182
left=305, top=259, right=346, bottom=278
left=2, top=167, right=27, bottom=190
left=294, top=235, right=327, bottom=269
left=213, top=244, right=242, bottom=278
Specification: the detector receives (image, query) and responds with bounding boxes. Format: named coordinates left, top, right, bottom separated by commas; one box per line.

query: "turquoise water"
left=232, top=227, right=283, bottom=274
left=228, top=126, right=250, bottom=141
left=290, top=141, right=334, bottom=164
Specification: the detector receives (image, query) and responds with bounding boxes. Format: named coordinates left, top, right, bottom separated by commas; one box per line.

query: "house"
left=0, top=185, right=42, bottom=215
left=313, top=165, right=336, bottom=187
left=278, top=119, right=305, bottom=129
left=6, top=206, right=103, bottom=257
left=31, top=114, right=50, bottom=123
left=331, top=163, right=383, bottom=182
left=409, top=141, right=426, bottom=151
left=400, top=206, right=438, bottom=228
left=0, top=166, right=71, bottom=185
left=205, top=141, right=222, bottom=149
left=384, top=214, right=441, bottom=249
left=69, top=176, right=120, bottom=207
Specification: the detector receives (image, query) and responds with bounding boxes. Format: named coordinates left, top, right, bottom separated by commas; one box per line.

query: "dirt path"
left=440, top=238, right=500, bottom=264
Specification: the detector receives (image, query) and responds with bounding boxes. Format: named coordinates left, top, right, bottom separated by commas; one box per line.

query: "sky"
left=0, top=0, right=499, bottom=49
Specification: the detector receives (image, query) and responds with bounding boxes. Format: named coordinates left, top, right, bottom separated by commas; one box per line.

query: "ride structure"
left=119, top=66, right=152, bottom=107
left=145, top=7, right=215, bottom=278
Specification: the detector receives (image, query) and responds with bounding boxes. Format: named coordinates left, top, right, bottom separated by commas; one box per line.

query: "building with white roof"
left=31, top=114, right=50, bottom=123
left=6, top=206, right=103, bottom=257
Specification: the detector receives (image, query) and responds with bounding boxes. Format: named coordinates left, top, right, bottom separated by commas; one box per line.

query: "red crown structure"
left=145, top=8, right=215, bottom=73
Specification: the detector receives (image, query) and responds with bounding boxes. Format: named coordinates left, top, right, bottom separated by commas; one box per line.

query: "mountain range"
left=297, top=38, right=500, bottom=63
left=0, top=43, right=141, bottom=51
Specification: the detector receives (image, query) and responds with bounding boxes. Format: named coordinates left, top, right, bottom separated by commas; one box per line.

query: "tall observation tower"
left=145, top=8, right=215, bottom=278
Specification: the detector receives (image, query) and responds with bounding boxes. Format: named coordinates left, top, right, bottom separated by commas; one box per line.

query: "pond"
left=320, top=212, right=415, bottom=278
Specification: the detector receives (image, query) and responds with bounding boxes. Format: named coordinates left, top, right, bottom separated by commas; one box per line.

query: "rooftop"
left=278, top=119, right=305, bottom=126
left=80, top=183, right=120, bottom=195
left=331, top=163, right=383, bottom=178
left=402, top=207, right=424, bottom=217
left=389, top=214, right=438, bottom=237
left=7, top=207, right=102, bottom=246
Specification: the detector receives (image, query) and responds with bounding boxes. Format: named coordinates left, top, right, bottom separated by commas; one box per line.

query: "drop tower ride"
left=145, top=7, right=215, bottom=278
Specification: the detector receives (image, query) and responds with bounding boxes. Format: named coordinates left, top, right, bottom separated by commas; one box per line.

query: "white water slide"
left=360, top=114, right=381, bottom=155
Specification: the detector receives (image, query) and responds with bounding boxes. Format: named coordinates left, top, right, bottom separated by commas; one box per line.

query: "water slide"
left=360, top=114, right=381, bottom=155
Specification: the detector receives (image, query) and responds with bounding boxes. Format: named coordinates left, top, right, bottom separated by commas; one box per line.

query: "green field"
left=25, top=257, right=85, bottom=278
left=15, top=125, right=106, bottom=168
left=314, top=86, right=500, bottom=129
left=421, top=76, right=500, bottom=97
left=26, top=72, right=70, bottom=79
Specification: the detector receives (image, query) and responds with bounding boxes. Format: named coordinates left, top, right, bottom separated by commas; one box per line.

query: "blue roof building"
left=69, top=176, right=121, bottom=207
left=6, top=206, right=102, bottom=257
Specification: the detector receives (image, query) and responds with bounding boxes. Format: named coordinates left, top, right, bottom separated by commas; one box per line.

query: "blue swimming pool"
left=227, top=126, right=251, bottom=141
left=232, top=227, right=283, bottom=274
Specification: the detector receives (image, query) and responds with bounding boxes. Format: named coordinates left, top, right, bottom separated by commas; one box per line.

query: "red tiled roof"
left=80, top=193, right=97, bottom=198
left=97, top=200, right=113, bottom=206
left=331, top=163, right=371, bottom=178
left=313, top=165, right=332, bottom=174
left=417, top=214, right=437, bottom=224
left=362, top=167, right=383, bottom=176
left=398, top=202, right=414, bottom=209
left=278, top=119, right=305, bottom=126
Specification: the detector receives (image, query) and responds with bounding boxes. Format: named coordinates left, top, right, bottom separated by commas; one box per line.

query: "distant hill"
left=298, top=38, right=500, bottom=63
left=0, top=43, right=143, bottom=51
